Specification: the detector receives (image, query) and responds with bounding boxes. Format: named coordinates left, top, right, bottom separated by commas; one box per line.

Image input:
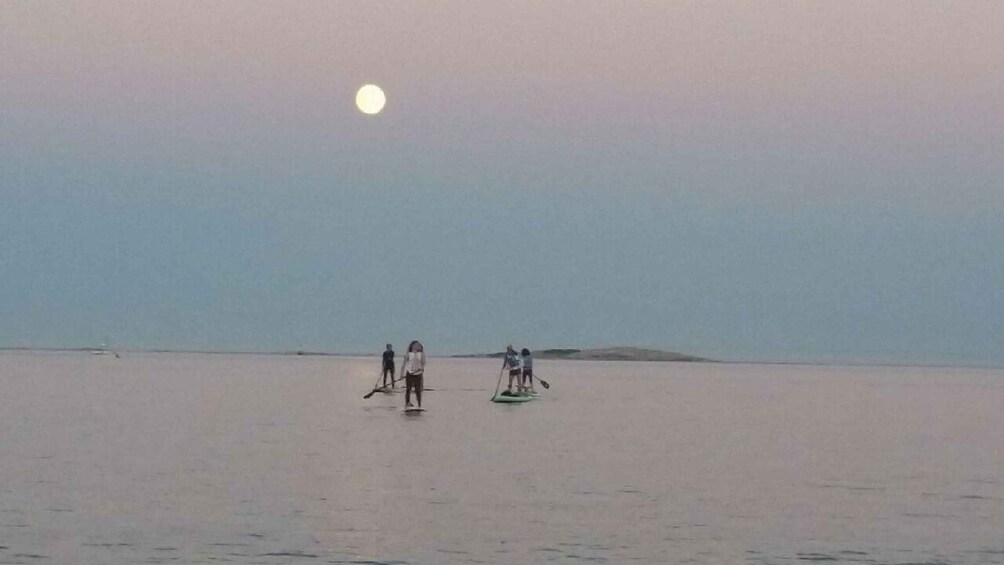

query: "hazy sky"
left=2, top=2, right=1002, bottom=364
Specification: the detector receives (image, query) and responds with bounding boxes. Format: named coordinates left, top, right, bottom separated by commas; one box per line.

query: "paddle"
left=535, top=375, right=550, bottom=389
left=362, top=368, right=385, bottom=399
left=491, top=358, right=505, bottom=401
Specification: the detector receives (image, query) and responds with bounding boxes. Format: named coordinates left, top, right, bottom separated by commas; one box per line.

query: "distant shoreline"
left=1, top=346, right=1001, bottom=370
left=0, top=345, right=711, bottom=362
left=0, top=346, right=342, bottom=357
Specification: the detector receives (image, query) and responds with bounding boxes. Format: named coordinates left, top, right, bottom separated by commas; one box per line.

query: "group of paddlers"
left=380, top=341, right=426, bottom=408
left=502, top=344, right=536, bottom=395
left=376, top=342, right=538, bottom=408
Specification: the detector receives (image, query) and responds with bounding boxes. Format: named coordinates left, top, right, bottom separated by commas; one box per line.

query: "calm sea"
left=2, top=351, right=1002, bottom=564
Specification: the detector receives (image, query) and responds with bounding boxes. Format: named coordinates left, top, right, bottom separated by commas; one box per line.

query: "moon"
left=355, top=84, right=386, bottom=115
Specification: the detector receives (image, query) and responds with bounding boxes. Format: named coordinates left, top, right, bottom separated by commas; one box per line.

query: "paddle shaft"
left=491, top=358, right=505, bottom=400
left=362, top=366, right=385, bottom=399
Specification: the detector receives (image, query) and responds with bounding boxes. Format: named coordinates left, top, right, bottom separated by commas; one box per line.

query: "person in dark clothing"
left=382, top=343, right=396, bottom=388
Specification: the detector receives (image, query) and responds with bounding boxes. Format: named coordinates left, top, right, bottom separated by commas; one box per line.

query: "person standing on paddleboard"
left=402, top=341, right=426, bottom=408
left=504, top=345, right=523, bottom=394
left=520, top=348, right=535, bottom=393
left=381, top=343, right=396, bottom=388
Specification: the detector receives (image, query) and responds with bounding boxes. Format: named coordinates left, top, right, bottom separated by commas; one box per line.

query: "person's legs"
left=416, top=374, right=423, bottom=407
left=382, top=366, right=390, bottom=387
left=389, top=366, right=396, bottom=387
left=405, top=373, right=413, bottom=406
left=507, top=370, right=514, bottom=392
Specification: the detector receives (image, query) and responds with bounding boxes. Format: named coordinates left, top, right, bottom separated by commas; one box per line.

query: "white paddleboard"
left=404, top=406, right=425, bottom=413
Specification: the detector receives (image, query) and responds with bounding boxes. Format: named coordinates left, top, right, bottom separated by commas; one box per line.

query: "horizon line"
left=2, top=345, right=1001, bottom=372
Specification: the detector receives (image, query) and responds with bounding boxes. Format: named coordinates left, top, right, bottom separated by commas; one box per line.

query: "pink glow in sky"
left=2, top=1, right=1002, bottom=210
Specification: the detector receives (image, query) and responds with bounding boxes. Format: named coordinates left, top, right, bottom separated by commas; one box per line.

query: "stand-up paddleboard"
left=404, top=406, right=425, bottom=413
left=491, top=391, right=535, bottom=403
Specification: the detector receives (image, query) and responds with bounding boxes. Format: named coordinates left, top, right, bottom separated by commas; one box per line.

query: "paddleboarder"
left=402, top=340, right=426, bottom=409
left=520, top=348, right=535, bottom=393
left=381, top=343, right=396, bottom=388
left=504, top=345, right=523, bottom=394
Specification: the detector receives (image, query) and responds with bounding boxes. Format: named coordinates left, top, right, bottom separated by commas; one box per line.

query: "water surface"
left=2, top=352, right=1002, bottom=563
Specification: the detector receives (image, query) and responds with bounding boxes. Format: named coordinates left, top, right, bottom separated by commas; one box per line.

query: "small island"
left=453, top=347, right=713, bottom=362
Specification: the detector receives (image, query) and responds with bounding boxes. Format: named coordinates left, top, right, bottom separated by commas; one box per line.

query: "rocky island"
left=454, top=346, right=712, bottom=362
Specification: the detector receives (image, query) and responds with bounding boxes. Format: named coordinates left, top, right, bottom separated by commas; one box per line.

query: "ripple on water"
left=329, top=557, right=407, bottom=561
left=211, top=543, right=251, bottom=547
left=795, top=553, right=839, bottom=561
left=258, top=550, right=320, bottom=558
left=81, top=543, right=133, bottom=548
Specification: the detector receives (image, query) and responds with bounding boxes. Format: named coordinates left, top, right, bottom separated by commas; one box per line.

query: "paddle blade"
left=363, top=389, right=378, bottom=399
left=538, top=378, right=550, bottom=389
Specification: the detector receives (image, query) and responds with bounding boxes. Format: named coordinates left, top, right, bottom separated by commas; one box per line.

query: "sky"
left=1, top=2, right=1002, bottom=364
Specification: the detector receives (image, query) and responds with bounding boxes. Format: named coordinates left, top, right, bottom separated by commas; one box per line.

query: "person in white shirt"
left=520, top=348, right=535, bottom=393
left=402, top=340, right=426, bottom=408
left=504, top=345, right=523, bottom=394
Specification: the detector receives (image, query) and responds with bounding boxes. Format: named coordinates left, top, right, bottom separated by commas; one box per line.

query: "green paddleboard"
left=491, top=392, right=536, bottom=403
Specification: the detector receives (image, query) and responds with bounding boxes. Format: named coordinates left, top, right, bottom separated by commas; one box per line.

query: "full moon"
left=355, top=84, right=386, bottom=115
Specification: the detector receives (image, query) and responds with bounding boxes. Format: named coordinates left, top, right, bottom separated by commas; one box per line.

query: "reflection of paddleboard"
left=404, top=406, right=425, bottom=413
